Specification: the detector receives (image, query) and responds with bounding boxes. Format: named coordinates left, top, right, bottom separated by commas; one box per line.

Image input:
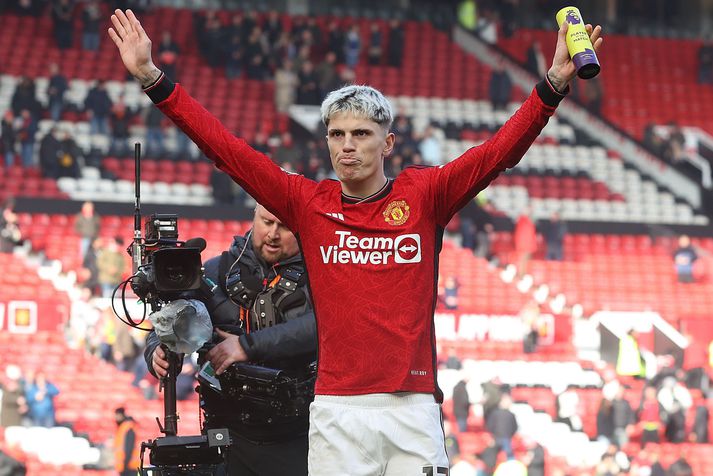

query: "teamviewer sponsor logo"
left=320, top=231, right=422, bottom=265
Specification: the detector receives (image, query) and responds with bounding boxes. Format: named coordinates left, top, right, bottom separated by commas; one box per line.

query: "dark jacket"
left=452, top=380, right=470, bottom=421
left=144, top=232, right=316, bottom=441
left=486, top=407, right=518, bottom=439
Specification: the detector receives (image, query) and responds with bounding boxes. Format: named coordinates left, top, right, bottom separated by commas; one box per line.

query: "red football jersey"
left=152, top=77, right=561, bottom=399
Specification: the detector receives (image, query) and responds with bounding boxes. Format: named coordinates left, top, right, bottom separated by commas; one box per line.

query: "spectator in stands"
left=638, top=385, right=663, bottom=446
left=144, top=104, right=165, bottom=157
left=225, top=36, right=245, bottom=80
left=486, top=393, right=518, bottom=460
left=297, top=61, right=321, bottom=105
left=263, top=10, right=282, bottom=47
left=199, top=11, right=224, bottom=68
left=553, top=382, right=583, bottom=432
left=673, top=234, right=698, bottom=283
left=109, top=95, right=132, bottom=157
left=481, top=376, right=504, bottom=423
left=246, top=53, right=269, bottom=81
left=24, top=371, right=59, bottom=427
left=68, top=285, right=102, bottom=347
left=522, top=436, right=545, bottom=476
left=47, top=63, right=69, bottom=122
left=452, top=371, right=471, bottom=432
left=690, top=402, right=709, bottom=443
left=157, top=31, right=180, bottom=80
left=84, top=80, right=112, bottom=136
left=442, top=275, right=460, bottom=310
left=273, top=132, right=302, bottom=171
left=520, top=299, right=542, bottom=354
left=663, top=123, right=686, bottom=164
left=144, top=204, right=316, bottom=475
left=443, top=420, right=460, bottom=460
left=81, top=0, right=102, bottom=51
left=542, top=211, right=567, bottom=261
left=582, top=75, right=604, bottom=115
left=16, top=109, right=37, bottom=168
left=443, top=345, right=462, bottom=370
left=595, top=452, right=622, bottom=476
left=367, top=23, right=383, bottom=66
left=326, top=20, right=345, bottom=64
left=514, top=206, right=537, bottom=277
left=616, top=329, right=645, bottom=379
left=698, top=38, right=713, bottom=85
left=630, top=446, right=666, bottom=476
left=97, top=236, right=126, bottom=298
left=85, top=80, right=113, bottom=136
left=457, top=0, right=477, bottom=33
left=110, top=8, right=602, bottom=473
left=315, top=52, right=340, bottom=101
left=596, top=397, right=615, bottom=444
left=489, top=59, right=513, bottom=112
left=526, top=41, right=547, bottom=78
left=667, top=456, right=693, bottom=476
left=0, top=203, right=23, bottom=253
left=113, top=323, right=139, bottom=372
left=476, top=9, right=498, bottom=45
left=51, top=0, right=75, bottom=50
left=114, top=407, right=140, bottom=476
left=274, top=59, right=299, bottom=113
left=387, top=19, right=404, bottom=67
left=56, top=128, right=83, bottom=178
left=38, top=127, right=61, bottom=178
left=611, top=384, right=635, bottom=449
left=0, top=365, right=28, bottom=427
left=658, top=375, right=692, bottom=443
left=419, top=125, right=444, bottom=166
left=1, top=111, right=16, bottom=168
left=74, top=201, right=101, bottom=260
left=11, top=77, right=41, bottom=120
left=643, top=123, right=666, bottom=157
left=682, top=332, right=710, bottom=391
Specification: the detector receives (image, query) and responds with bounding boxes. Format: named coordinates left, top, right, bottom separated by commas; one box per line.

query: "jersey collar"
left=341, top=179, right=393, bottom=204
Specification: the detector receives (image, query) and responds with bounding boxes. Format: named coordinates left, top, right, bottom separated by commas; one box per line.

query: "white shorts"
left=308, top=393, right=449, bottom=476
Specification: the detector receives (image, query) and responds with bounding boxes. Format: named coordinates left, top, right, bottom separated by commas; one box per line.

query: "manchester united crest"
left=383, top=200, right=410, bottom=226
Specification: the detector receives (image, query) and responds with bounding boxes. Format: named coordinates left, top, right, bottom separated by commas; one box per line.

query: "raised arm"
left=547, top=22, right=603, bottom=92
left=431, top=22, right=603, bottom=224
left=107, top=9, right=313, bottom=231
left=108, top=9, right=162, bottom=88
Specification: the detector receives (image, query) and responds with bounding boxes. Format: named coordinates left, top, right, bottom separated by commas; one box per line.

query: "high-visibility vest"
left=114, top=420, right=141, bottom=471
left=458, top=0, right=477, bottom=31
left=616, top=335, right=645, bottom=377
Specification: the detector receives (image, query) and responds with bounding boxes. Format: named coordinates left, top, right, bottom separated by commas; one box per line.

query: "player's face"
left=252, top=205, right=299, bottom=265
left=326, top=112, right=394, bottom=195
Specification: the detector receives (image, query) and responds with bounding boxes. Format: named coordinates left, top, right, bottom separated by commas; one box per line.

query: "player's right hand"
left=152, top=345, right=170, bottom=378
left=108, top=9, right=159, bottom=83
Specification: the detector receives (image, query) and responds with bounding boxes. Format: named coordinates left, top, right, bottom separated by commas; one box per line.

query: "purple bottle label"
left=573, top=48, right=600, bottom=78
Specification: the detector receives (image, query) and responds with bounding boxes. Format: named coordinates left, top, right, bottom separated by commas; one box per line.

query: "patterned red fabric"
left=156, top=83, right=557, bottom=400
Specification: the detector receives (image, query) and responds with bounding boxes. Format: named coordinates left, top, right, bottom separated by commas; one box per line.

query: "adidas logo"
left=325, top=212, right=345, bottom=221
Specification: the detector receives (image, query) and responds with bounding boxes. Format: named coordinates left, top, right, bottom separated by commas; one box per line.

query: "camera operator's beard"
left=260, top=240, right=286, bottom=264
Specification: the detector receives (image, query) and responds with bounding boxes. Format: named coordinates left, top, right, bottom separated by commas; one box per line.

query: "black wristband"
left=536, top=74, right=569, bottom=107
left=143, top=72, right=175, bottom=104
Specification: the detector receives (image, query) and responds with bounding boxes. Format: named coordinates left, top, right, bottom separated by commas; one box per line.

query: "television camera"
left=113, top=144, right=229, bottom=475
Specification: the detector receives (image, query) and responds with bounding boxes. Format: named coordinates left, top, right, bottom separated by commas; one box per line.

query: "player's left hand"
left=206, top=328, right=248, bottom=375
left=548, top=22, right=603, bottom=92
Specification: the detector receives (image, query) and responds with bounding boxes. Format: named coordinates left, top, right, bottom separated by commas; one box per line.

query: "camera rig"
left=114, top=144, right=230, bottom=475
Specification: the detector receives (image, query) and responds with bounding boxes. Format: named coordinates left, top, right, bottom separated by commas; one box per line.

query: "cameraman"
left=144, top=204, right=316, bottom=476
